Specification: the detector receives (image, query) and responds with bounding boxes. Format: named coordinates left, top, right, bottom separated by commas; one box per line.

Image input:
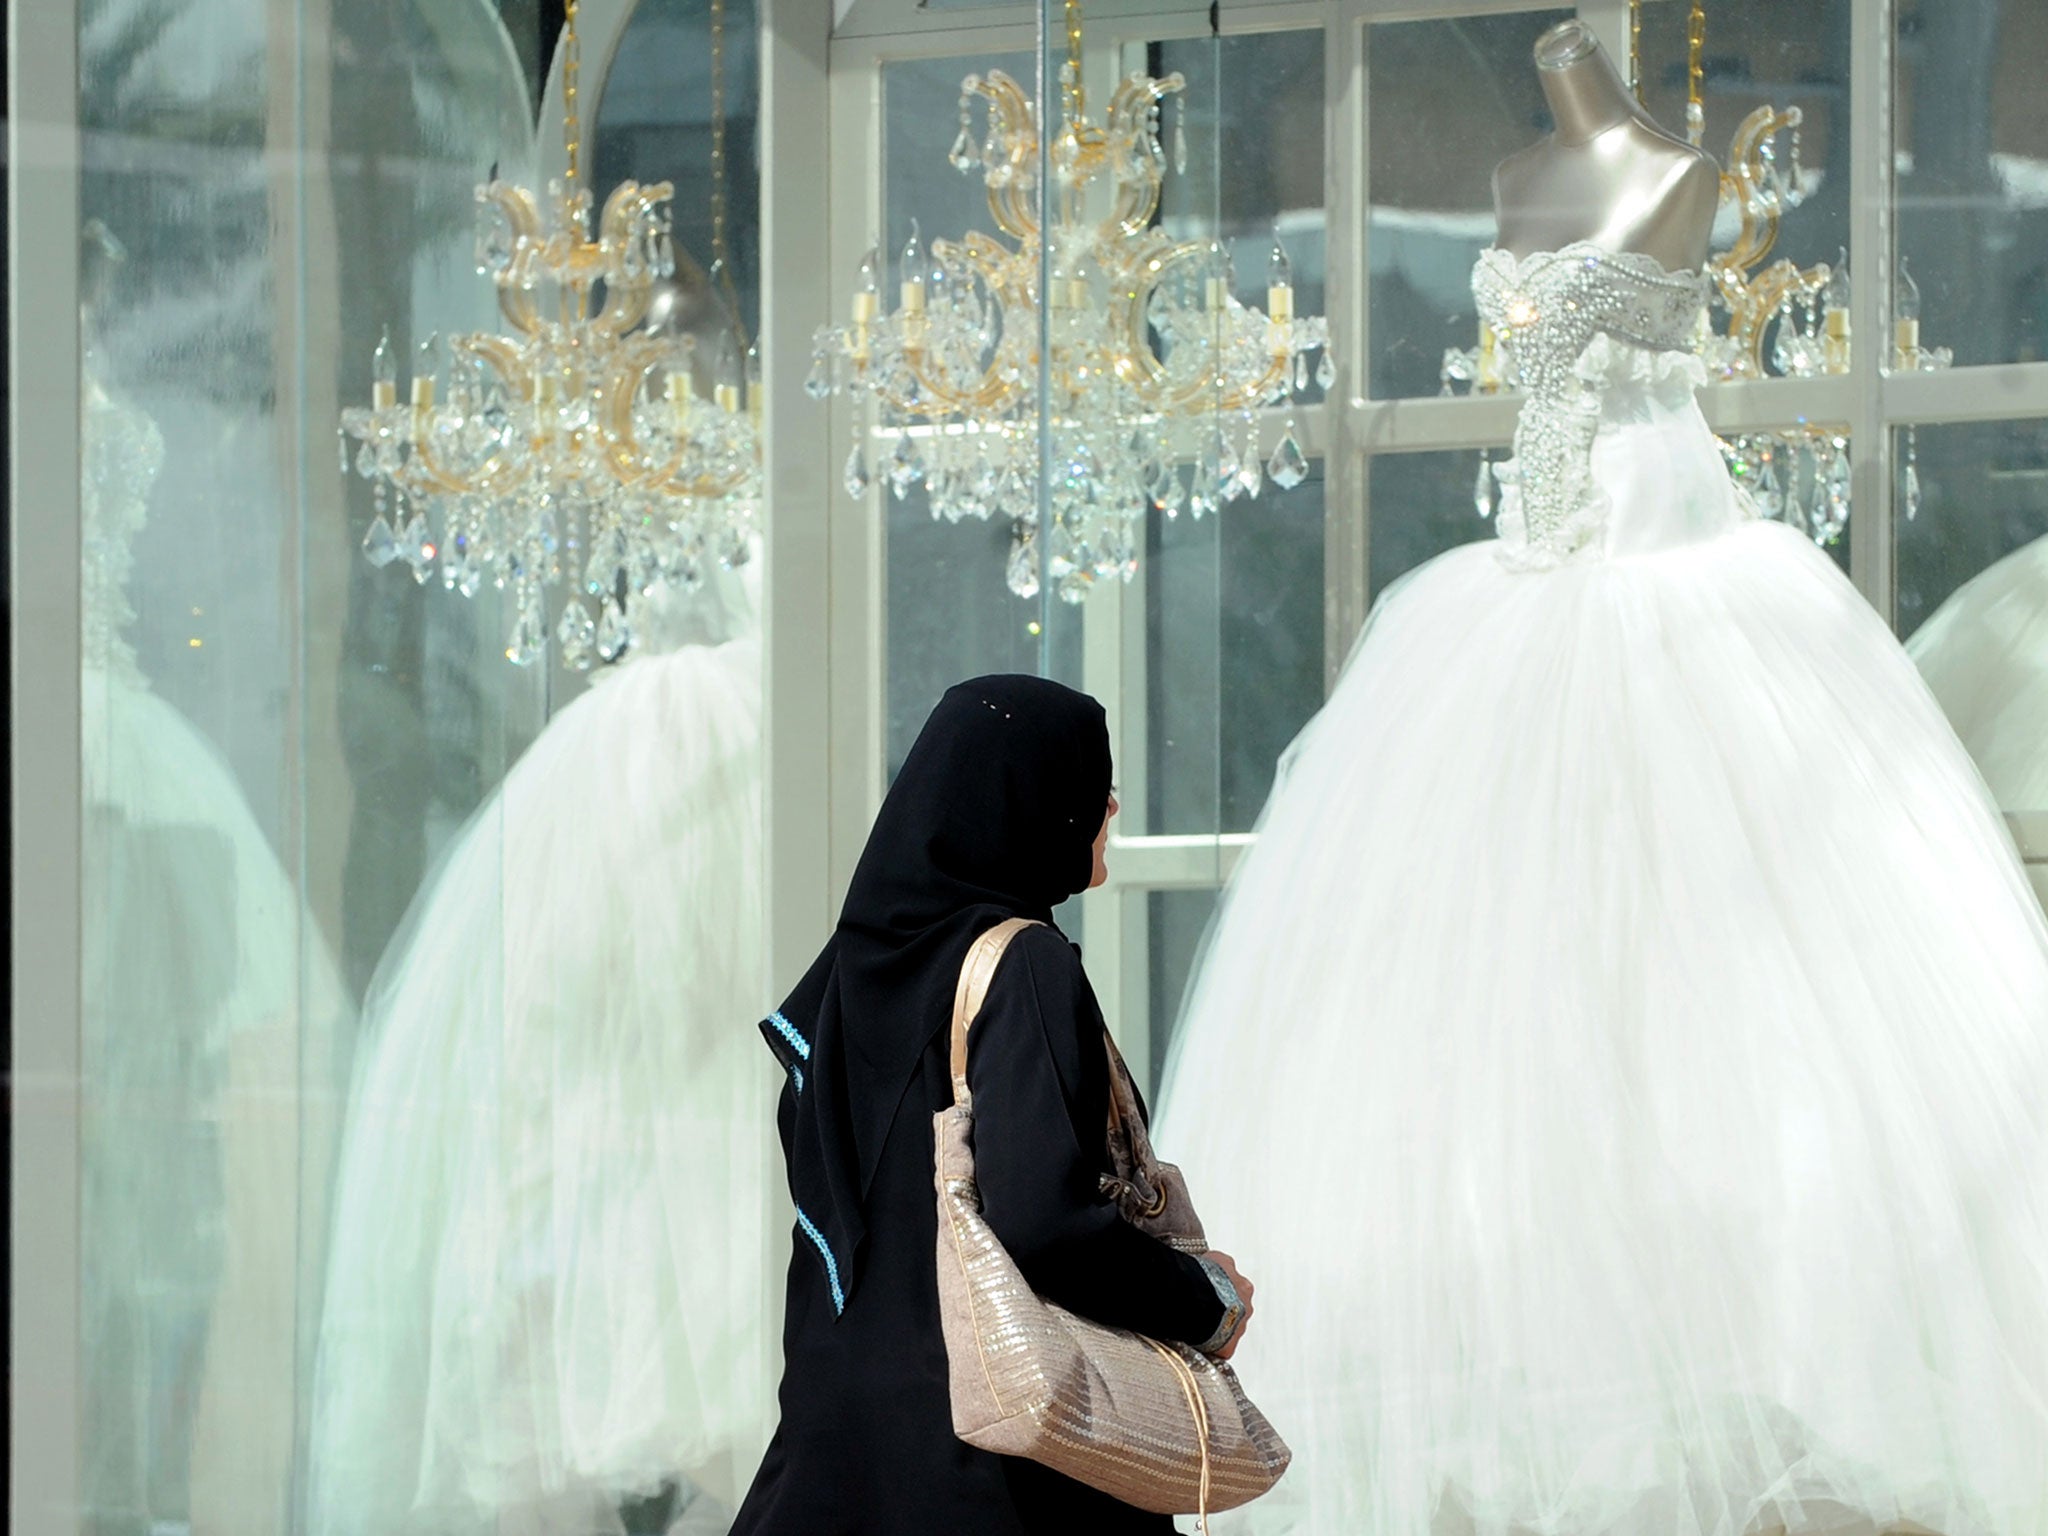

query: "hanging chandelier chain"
left=1629, top=0, right=1643, bottom=103
left=563, top=0, right=583, bottom=189
left=1063, top=0, right=1087, bottom=125
left=709, top=0, right=745, bottom=342
left=1687, top=0, right=1706, bottom=139
left=711, top=0, right=728, bottom=275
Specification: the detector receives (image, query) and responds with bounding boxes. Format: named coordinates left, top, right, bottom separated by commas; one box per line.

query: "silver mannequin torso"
left=1492, top=21, right=1720, bottom=274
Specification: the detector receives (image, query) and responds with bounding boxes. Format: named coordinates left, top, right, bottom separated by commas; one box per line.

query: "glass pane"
left=1369, top=447, right=1503, bottom=600
left=1899, top=419, right=2048, bottom=907
left=1896, top=3, right=2048, bottom=367
left=1366, top=8, right=1572, bottom=400
left=1148, top=887, right=1222, bottom=1105
left=1156, top=27, right=1329, bottom=404
left=1145, top=464, right=1326, bottom=835
left=879, top=50, right=1040, bottom=778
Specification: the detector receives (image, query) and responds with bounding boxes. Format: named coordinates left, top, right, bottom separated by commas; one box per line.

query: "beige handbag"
left=932, top=917, right=1291, bottom=1523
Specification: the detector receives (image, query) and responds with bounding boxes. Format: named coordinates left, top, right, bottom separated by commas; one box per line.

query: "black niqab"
left=761, top=674, right=1112, bottom=1313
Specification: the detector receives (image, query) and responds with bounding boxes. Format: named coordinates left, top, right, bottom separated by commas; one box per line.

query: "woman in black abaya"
left=733, top=674, right=1252, bottom=1534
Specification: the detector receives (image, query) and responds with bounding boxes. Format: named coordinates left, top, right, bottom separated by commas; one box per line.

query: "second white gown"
left=308, top=571, right=774, bottom=1536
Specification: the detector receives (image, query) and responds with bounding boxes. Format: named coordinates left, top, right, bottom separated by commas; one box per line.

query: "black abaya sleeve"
left=965, top=926, right=1228, bottom=1348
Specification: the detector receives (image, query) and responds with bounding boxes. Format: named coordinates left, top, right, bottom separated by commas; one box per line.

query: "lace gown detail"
left=1473, top=243, right=1708, bottom=569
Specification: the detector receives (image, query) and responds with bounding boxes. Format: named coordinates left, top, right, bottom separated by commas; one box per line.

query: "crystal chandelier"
left=340, top=0, right=760, bottom=669
left=807, top=0, right=1331, bottom=602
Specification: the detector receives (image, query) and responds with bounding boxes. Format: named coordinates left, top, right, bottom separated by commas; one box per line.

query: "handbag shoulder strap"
left=948, top=917, right=1043, bottom=1108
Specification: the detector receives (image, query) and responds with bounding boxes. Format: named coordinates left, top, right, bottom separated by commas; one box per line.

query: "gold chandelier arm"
left=1104, top=229, right=1192, bottom=403
left=405, top=430, right=520, bottom=501
left=589, top=179, right=672, bottom=336
left=596, top=338, right=757, bottom=500
left=398, top=332, right=535, bottom=497
left=459, top=332, right=533, bottom=401
left=890, top=357, right=1024, bottom=418
left=1714, top=104, right=1798, bottom=274
left=1102, top=234, right=1285, bottom=414
left=971, top=71, right=1041, bottom=243
left=481, top=182, right=546, bottom=337
left=1715, top=256, right=1823, bottom=379
left=599, top=335, right=678, bottom=484
left=1704, top=102, right=1827, bottom=378
left=1101, top=71, right=1183, bottom=239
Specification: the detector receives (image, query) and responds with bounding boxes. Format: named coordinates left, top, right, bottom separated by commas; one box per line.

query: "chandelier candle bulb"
left=1894, top=255, right=1922, bottom=361
left=1821, top=251, right=1851, bottom=374
left=1267, top=230, right=1294, bottom=323
left=1824, top=307, right=1851, bottom=373
left=854, top=246, right=882, bottom=325
left=372, top=332, right=398, bottom=410
left=899, top=223, right=928, bottom=313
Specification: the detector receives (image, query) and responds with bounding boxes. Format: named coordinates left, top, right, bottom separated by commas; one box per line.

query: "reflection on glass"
left=1367, top=10, right=1571, bottom=399
left=1901, top=419, right=2048, bottom=906
left=307, top=567, right=771, bottom=1536
left=1369, top=448, right=1504, bottom=600
left=75, top=0, right=533, bottom=1528
left=309, top=2, right=775, bottom=1531
left=1896, top=2, right=2048, bottom=367
left=881, top=52, right=1042, bottom=777
left=1146, top=465, right=1327, bottom=835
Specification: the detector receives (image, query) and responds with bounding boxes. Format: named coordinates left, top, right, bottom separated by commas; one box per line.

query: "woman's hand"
left=1206, top=1251, right=1255, bottom=1359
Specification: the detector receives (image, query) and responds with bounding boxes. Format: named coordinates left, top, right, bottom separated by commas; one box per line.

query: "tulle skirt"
left=308, top=637, right=774, bottom=1536
left=1157, top=520, right=2048, bottom=1536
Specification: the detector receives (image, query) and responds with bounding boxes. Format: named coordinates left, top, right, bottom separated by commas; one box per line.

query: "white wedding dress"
left=307, top=567, right=774, bottom=1536
left=1158, top=244, right=2048, bottom=1536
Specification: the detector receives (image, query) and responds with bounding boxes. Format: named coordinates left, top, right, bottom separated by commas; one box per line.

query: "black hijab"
left=760, top=674, right=1113, bottom=1314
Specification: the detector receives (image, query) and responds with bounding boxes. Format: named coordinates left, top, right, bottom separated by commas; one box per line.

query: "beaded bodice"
left=1473, top=243, right=1709, bottom=569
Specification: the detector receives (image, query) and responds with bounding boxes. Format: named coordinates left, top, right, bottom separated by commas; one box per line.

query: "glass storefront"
left=14, top=1, right=2048, bottom=1531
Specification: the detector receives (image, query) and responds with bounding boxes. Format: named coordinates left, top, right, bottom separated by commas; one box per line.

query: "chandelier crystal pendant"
left=340, top=0, right=760, bottom=669
left=809, top=0, right=1331, bottom=603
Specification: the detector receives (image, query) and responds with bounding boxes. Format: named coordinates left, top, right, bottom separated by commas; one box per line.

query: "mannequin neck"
left=1540, top=47, right=1643, bottom=145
